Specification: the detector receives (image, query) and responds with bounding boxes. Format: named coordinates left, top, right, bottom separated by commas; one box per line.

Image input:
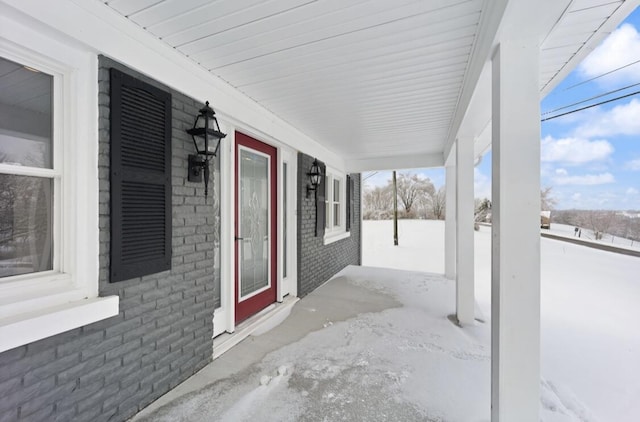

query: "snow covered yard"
left=132, top=219, right=639, bottom=422
left=363, top=219, right=640, bottom=421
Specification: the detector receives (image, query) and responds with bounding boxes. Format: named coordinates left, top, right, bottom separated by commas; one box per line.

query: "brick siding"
left=296, top=153, right=361, bottom=297
left=0, top=57, right=218, bottom=422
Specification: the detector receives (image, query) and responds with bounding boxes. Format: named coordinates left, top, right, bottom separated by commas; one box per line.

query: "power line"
left=362, top=171, right=379, bottom=182
left=563, top=59, right=640, bottom=90
left=542, top=82, right=640, bottom=115
left=541, top=90, right=640, bottom=122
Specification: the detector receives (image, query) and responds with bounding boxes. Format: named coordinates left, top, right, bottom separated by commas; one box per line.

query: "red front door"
left=235, top=132, right=277, bottom=323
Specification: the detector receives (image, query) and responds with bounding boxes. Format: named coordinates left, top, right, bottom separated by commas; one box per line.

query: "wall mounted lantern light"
left=306, top=158, right=323, bottom=198
left=186, top=101, right=226, bottom=197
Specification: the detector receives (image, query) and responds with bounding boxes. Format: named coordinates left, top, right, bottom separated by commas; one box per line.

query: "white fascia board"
left=540, top=0, right=640, bottom=97
left=443, top=0, right=509, bottom=162
left=346, top=152, right=444, bottom=173
left=474, top=121, right=492, bottom=159
left=0, top=0, right=343, bottom=168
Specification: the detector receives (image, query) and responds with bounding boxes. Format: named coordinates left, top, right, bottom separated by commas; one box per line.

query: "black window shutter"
left=110, top=68, right=172, bottom=282
left=346, top=175, right=352, bottom=232
left=315, top=161, right=326, bottom=237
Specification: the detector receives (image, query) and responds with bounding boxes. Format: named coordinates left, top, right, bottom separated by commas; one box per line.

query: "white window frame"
left=0, top=25, right=118, bottom=353
left=323, top=167, right=350, bottom=245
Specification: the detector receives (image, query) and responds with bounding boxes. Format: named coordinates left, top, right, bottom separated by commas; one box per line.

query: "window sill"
left=0, top=295, right=119, bottom=353
left=323, top=231, right=350, bottom=245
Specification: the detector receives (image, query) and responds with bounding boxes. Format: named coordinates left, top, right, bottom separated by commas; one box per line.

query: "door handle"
left=235, top=236, right=244, bottom=241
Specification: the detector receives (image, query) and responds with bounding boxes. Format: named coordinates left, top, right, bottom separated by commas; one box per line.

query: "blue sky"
left=365, top=7, right=640, bottom=211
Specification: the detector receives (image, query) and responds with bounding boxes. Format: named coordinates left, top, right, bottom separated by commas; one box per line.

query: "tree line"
left=363, top=173, right=640, bottom=243
left=363, top=173, right=446, bottom=220
left=553, top=209, right=640, bottom=243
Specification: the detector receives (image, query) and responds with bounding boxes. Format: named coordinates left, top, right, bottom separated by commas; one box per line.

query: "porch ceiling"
left=103, top=0, right=636, bottom=170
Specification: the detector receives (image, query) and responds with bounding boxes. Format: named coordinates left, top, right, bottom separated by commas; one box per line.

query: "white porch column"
left=491, top=39, right=541, bottom=421
left=455, top=137, right=475, bottom=325
left=444, top=160, right=456, bottom=280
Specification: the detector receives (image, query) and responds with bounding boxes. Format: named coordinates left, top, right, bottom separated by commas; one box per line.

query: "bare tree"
left=395, top=172, right=435, bottom=217
left=581, top=211, right=616, bottom=241
left=541, top=186, right=556, bottom=211
left=362, top=185, right=393, bottom=220
left=474, top=198, right=491, bottom=230
left=426, top=186, right=446, bottom=220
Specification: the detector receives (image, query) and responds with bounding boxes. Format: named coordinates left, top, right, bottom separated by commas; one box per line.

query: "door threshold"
left=213, top=295, right=299, bottom=359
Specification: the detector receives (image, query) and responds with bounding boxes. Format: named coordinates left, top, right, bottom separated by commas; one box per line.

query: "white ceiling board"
left=199, top=8, right=482, bottom=70
left=126, top=0, right=213, bottom=27
left=101, top=0, right=638, bottom=170
left=163, top=0, right=315, bottom=48
left=569, top=0, right=622, bottom=11
left=249, top=62, right=468, bottom=105
left=105, top=0, right=161, bottom=17
left=230, top=35, right=475, bottom=88
left=539, top=0, right=636, bottom=96
left=542, top=31, right=595, bottom=48
left=569, top=1, right=622, bottom=17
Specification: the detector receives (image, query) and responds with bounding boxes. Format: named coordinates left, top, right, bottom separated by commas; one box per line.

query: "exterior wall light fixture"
left=186, top=101, right=226, bottom=197
left=306, top=158, right=323, bottom=198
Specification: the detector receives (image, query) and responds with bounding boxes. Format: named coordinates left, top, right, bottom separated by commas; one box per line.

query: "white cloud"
left=625, top=158, right=640, bottom=171
left=627, top=187, right=639, bottom=195
left=571, top=193, right=582, bottom=201
left=555, top=168, right=568, bottom=176
left=574, top=99, right=640, bottom=138
left=474, top=168, right=491, bottom=199
left=541, top=136, right=613, bottom=164
left=579, top=23, right=640, bottom=86
left=554, top=172, right=615, bottom=186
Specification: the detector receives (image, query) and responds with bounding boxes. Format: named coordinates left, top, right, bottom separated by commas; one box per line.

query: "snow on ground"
left=547, top=223, right=640, bottom=251
left=364, top=219, right=640, bottom=421
left=134, top=219, right=638, bottom=422
left=135, top=267, right=492, bottom=421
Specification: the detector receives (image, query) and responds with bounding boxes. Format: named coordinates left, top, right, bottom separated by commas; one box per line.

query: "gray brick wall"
left=0, top=57, right=218, bottom=422
left=297, top=153, right=361, bottom=297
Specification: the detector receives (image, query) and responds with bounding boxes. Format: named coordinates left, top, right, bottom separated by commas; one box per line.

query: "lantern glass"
left=309, top=160, right=321, bottom=187
left=310, top=169, right=320, bottom=186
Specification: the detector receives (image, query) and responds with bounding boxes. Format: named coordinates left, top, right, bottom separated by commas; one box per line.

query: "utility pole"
left=393, top=170, right=398, bottom=246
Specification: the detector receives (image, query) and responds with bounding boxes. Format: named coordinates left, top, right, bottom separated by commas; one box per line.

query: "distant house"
left=0, top=1, right=635, bottom=421
left=541, top=211, right=552, bottom=229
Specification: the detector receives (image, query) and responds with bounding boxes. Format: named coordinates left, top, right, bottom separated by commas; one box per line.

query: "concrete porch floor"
left=131, top=266, right=491, bottom=421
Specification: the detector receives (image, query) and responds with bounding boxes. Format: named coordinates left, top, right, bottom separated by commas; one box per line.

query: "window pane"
left=325, top=176, right=331, bottom=229
left=334, top=204, right=340, bottom=226
left=325, top=199, right=330, bottom=229
left=333, top=179, right=340, bottom=202
left=0, top=175, right=53, bottom=278
left=0, top=57, right=53, bottom=169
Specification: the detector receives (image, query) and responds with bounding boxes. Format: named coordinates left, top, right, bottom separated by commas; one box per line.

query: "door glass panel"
left=239, top=148, right=269, bottom=298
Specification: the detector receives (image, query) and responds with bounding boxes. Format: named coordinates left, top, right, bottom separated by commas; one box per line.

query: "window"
left=0, top=35, right=117, bottom=352
left=332, top=178, right=341, bottom=227
left=0, top=57, right=54, bottom=279
left=323, top=167, right=349, bottom=244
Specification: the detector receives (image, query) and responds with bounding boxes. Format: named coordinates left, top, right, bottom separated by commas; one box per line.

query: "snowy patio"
left=131, top=221, right=640, bottom=421
left=132, top=265, right=492, bottom=421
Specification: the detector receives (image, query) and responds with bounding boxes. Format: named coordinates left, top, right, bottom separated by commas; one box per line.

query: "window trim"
left=0, top=32, right=118, bottom=352
left=323, top=166, right=350, bottom=245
